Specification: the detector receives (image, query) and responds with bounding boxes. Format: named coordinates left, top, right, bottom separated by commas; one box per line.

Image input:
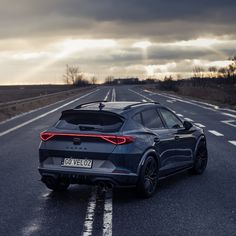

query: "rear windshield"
left=56, top=111, right=124, bottom=132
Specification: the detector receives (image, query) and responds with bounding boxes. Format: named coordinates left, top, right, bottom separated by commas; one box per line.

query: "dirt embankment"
left=0, top=85, right=95, bottom=122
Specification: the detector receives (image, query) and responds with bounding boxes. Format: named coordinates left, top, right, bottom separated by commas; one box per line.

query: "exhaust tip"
left=41, top=176, right=57, bottom=187
left=96, top=181, right=114, bottom=192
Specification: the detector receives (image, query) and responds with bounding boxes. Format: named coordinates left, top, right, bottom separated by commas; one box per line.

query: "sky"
left=0, top=0, right=236, bottom=85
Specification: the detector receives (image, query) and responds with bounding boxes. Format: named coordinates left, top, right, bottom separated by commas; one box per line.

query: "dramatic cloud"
left=0, top=0, right=235, bottom=84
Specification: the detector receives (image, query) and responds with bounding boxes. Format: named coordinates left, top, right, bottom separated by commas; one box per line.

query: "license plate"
left=62, top=158, right=93, bottom=168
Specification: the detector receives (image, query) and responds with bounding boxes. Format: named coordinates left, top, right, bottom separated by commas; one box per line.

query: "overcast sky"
left=0, top=0, right=236, bottom=84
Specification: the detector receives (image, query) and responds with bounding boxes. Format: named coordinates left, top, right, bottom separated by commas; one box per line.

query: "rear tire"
left=189, top=142, right=208, bottom=175
left=136, top=156, right=158, bottom=198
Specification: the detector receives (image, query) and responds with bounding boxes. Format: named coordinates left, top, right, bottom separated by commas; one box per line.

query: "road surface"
left=0, top=86, right=235, bottom=236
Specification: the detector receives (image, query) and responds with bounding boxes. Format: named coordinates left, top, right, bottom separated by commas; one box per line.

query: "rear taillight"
left=40, top=132, right=54, bottom=141
left=102, top=135, right=134, bottom=145
left=40, top=132, right=134, bottom=145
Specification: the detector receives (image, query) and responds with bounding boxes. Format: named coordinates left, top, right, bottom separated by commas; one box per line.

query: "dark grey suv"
left=39, top=101, right=208, bottom=197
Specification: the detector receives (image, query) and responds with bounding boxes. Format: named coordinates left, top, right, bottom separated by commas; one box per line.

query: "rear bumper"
left=38, top=166, right=138, bottom=186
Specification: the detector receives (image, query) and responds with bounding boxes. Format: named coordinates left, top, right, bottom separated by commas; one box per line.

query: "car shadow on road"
left=113, top=170, right=196, bottom=202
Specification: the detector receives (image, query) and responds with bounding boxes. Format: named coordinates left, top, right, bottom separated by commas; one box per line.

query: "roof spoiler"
left=59, top=109, right=125, bottom=120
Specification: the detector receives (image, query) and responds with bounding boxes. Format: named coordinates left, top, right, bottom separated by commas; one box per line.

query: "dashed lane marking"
left=129, top=89, right=154, bottom=102
left=111, top=88, right=116, bottom=102
left=142, top=99, right=147, bottom=102
left=166, top=100, right=175, bottom=103
left=208, top=130, right=224, bottom=137
left=104, top=89, right=111, bottom=101
left=221, top=120, right=236, bottom=128
left=142, top=89, right=236, bottom=118
left=177, top=114, right=183, bottom=117
left=194, top=123, right=206, bottom=128
left=229, top=141, right=236, bottom=146
left=184, top=118, right=194, bottom=122
left=0, top=89, right=100, bottom=137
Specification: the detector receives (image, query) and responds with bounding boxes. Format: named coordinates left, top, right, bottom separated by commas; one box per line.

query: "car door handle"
left=154, top=137, right=160, bottom=143
left=175, top=135, right=180, bottom=140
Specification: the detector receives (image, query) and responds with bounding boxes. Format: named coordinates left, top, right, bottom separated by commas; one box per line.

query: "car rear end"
left=38, top=109, right=142, bottom=188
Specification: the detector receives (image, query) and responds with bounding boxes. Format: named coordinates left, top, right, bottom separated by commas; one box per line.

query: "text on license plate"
left=62, top=158, right=93, bottom=168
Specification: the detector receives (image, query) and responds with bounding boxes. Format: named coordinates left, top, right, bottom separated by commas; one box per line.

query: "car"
left=38, top=101, right=208, bottom=197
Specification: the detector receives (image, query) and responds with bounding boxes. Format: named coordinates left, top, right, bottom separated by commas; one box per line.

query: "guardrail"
left=0, top=86, right=95, bottom=122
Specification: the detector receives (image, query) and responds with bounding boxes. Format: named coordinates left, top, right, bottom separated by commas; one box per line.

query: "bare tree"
left=63, top=64, right=81, bottom=85
left=228, top=57, right=236, bottom=78
left=91, top=76, right=97, bottom=85
left=208, top=66, right=217, bottom=78
left=193, top=66, right=205, bottom=78
left=105, top=76, right=114, bottom=84
left=218, top=67, right=227, bottom=78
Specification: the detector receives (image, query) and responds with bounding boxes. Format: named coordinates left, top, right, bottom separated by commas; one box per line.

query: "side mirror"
left=183, top=120, right=193, bottom=130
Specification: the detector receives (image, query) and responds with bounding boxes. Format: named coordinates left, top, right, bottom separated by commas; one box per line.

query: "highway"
left=0, top=85, right=235, bottom=236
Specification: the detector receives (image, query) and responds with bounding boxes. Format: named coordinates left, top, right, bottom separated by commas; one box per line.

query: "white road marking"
left=143, top=89, right=156, bottom=95
left=111, top=88, right=116, bottom=102
left=208, top=130, right=224, bottom=136
left=194, top=123, right=206, bottom=128
left=129, top=89, right=154, bottom=102
left=103, top=190, right=113, bottom=236
left=142, top=99, right=147, bottom=102
left=22, top=219, right=41, bottom=236
left=184, top=117, right=194, bottom=122
left=229, top=141, right=236, bottom=146
left=177, top=114, right=183, bottom=117
left=0, top=89, right=100, bottom=137
left=221, top=120, right=236, bottom=128
left=104, top=89, right=111, bottom=101
left=0, top=89, right=93, bottom=126
left=142, top=89, right=236, bottom=116
left=82, top=188, right=97, bottom=236
left=166, top=100, right=173, bottom=103
left=221, top=112, right=236, bottom=119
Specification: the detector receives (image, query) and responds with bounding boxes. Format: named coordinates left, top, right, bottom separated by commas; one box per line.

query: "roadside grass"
left=143, top=83, right=236, bottom=110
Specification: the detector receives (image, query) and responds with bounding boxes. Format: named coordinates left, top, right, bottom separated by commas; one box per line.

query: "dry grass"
left=143, top=84, right=236, bottom=109
left=0, top=86, right=94, bottom=122
left=178, top=84, right=236, bottom=105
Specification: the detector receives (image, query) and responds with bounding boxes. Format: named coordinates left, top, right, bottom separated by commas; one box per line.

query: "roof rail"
left=123, top=101, right=160, bottom=110
left=74, top=100, right=108, bottom=109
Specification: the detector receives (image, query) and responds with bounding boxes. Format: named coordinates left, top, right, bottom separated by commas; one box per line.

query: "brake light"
left=40, top=132, right=55, bottom=141
left=40, top=132, right=134, bottom=145
left=102, top=136, right=134, bottom=145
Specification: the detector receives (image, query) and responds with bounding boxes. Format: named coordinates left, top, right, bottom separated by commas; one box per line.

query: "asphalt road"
left=0, top=85, right=235, bottom=236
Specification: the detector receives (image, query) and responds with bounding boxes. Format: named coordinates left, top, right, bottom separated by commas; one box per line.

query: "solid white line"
left=129, top=89, right=154, bottom=102
left=143, top=90, right=223, bottom=111
left=103, top=191, right=113, bottom=236
left=177, top=114, right=183, bottom=117
left=229, top=141, right=236, bottom=146
left=184, top=117, right=194, bottom=122
left=82, top=188, right=97, bottom=236
left=221, top=112, right=236, bottom=119
left=104, top=89, right=111, bottom=101
left=111, top=88, right=116, bottom=102
left=194, top=123, right=206, bottom=128
left=0, top=89, right=99, bottom=137
left=208, top=130, right=224, bottom=136
left=0, top=91, right=86, bottom=125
